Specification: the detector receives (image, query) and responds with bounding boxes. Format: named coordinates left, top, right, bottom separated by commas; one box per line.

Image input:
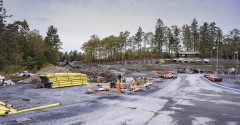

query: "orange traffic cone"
left=116, top=79, right=121, bottom=93
left=87, top=82, right=93, bottom=94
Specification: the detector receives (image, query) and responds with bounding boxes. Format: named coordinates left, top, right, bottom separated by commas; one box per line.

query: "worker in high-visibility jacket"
left=116, top=75, right=122, bottom=93
left=97, top=77, right=100, bottom=86
left=121, top=78, right=125, bottom=93
left=142, top=77, right=145, bottom=85
left=138, top=77, right=143, bottom=90
left=131, top=77, right=136, bottom=91
left=86, top=77, right=93, bottom=94
left=87, top=82, right=93, bottom=94
left=138, top=77, right=141, bottom=85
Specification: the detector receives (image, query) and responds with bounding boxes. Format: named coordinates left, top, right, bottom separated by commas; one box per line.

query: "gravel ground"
left=1, top=74, right=240, bottom=125
left=0, top=71, right=170, bottom=124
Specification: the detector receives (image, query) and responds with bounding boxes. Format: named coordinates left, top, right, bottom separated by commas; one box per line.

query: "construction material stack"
left=1, top=100, right=61, bottom=116
left=0, top=101, right=17, bottom=116
left=152, top=71, right=177, bottom=79
left=40, top=73, right=88, bottom=88
left=204, top=74, right=222, bottom=82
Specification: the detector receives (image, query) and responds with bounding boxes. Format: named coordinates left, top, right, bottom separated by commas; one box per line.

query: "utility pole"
left=235, top=51, right=239, bottom=83
left=216, top=43, right=219, bottom=75
left=236, top=51, right=238, bottom=75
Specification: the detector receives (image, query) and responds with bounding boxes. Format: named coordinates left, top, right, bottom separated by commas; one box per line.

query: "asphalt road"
left=1, top=74, right=240, bottom=125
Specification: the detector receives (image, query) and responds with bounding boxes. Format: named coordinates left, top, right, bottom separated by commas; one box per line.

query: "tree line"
left=1, top=0, right=240, bottom=72
left=81, top=19, right=240, bottom=62
left=0, top=0, right=62, bottom=72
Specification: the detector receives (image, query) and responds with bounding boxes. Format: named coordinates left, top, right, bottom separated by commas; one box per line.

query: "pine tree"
left=199, top=22, right=210, bottom=57
left=155, top=19, right=166, bottom=57
left=172, top=25, right=180, bottom=53
left=135, top=26, right=143, bottom=58
left=45, top=25, right=62, bottom=50
left=191, top=18, right=199, bottom=51
left=44, top=25, right=62, bottom=64
left=166, top=27, right=174, bottom=56
left=182, top=25, right=192, bottom=51
left=0, top=0, right=11, bottom=70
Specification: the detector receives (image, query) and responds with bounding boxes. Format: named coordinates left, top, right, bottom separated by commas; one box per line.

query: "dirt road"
left=1, top=74, right=240, bottom=125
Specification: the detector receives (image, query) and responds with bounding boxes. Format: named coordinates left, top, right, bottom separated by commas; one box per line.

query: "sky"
left=3, top=0, right=240, bottom=52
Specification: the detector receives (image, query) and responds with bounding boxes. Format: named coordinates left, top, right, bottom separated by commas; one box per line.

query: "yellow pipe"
left=0, top=110, right=8, bottom=116
left=0, top=106, right=17, bottom=113
left=0, top=108, right=10, bottom=113
left=5, top=104, right=13, bottom=109
left=0, top=106, right=10, bottom=112
left=0, top=101, right=6, bottom=106
left=9, top=108, right=17, bottom=113
left=9, top=103, right=61, bottom=114
left=0, top=101, right=13, bottom=108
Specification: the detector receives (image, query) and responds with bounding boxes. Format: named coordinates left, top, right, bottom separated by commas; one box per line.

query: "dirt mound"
left=23, top=66, right=71, bottom=88
left=35, top=66, right=71, bottom=75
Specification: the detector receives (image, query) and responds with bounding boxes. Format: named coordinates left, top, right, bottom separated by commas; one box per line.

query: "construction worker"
left=131, top=77, right=136, bottom=91
left=88, top=77, right=91, bottom=82
left=142, top=77, right=145, bottom=85
left=121, top=78, right=125, bottom=93
left=138, top=77, right=141, bottom=85
left=138, top=77, right=143, bottom=90
left=116, top=75, right=122, bottom=93
left=142, top=77, right=145, bottom=88
left=86, top=82, right=93, bottom=94
left=97, top=77, right=100, bottom=87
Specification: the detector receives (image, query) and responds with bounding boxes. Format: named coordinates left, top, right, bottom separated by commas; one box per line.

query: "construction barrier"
left=40, top=73, right=88, bottom=88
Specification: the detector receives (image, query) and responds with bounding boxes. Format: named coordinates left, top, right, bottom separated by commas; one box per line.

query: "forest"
left=1, top=0, right=240, bottom=73
left=81, top=19, right=240, bottom=62
left=0, top=0, right=62, bottom=72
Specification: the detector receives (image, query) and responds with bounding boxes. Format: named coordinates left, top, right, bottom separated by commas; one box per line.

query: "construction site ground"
left=1, top=73, right=240, bottom=125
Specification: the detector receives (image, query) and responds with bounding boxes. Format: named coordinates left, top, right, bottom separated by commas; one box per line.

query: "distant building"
left=178, top=51, right=200, bottom=58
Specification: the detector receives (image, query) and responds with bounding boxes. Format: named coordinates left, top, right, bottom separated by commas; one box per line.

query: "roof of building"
left=179, top=51, right=200, bottom=54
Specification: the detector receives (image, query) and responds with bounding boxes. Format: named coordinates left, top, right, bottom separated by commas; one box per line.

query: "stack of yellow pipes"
left=0, top=101, right=17, bottom=116
left=42, top=73, right=88, bottom=88
left=0, top=100, right=61, bottom=116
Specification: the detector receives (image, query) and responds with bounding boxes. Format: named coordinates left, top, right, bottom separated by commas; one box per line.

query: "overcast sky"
left=3, top=0, right=240, bottom=52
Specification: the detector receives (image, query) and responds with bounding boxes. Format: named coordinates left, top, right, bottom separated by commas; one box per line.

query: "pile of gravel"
left=22, top=66, right=71, bottom=88
left=35, top=66, right=71, bottom=75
